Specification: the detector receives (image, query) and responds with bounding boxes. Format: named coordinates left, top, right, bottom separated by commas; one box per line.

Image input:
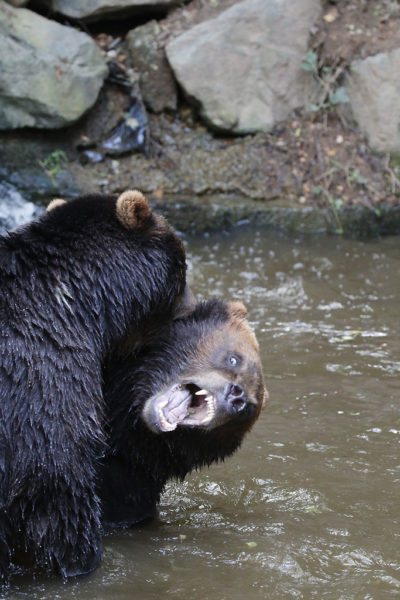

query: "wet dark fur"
left=0, top=194, right=186, bottom=580
left=101, top=299, right=265, bottom=527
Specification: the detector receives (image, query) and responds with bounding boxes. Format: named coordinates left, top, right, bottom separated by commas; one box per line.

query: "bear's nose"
left=226, top=383, right=247, bottom=413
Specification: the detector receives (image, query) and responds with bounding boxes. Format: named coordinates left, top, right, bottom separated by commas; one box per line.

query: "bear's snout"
left=225, top=382, right=247, bottom=413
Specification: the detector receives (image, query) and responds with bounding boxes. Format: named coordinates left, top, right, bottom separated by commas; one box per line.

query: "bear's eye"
left=227, top=354, right=240, bottom=367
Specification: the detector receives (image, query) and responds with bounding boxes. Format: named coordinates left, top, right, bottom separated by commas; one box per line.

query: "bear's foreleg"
left=100, top=454, right=160, bottom=527
left=7, top=471, right=103, bottom=578
left=42, top=481, right=103, bottom=578
left=0, top=511, right=11, bottom=582
left=5, top=362, right=106, bottom=578
left=0, top=435, right=11, bottom=581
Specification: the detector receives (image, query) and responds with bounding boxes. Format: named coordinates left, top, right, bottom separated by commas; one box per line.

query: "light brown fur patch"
left=194, top=304, right=259, bottom=368
left=226, top=302, right=259, bottom=352
left=46, top=198, right=67, bottom=212
left=228, top=301, right=247, bottom=321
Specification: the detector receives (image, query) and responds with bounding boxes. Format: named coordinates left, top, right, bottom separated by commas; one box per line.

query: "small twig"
left=388, top=168, right=400, bottom=194
left=313, top=61, right=346, bottom=108
left=314, top=139, right=326, bottom=173
left=331, top=159, right=351, bottom=187
left=383, top=153, right=400, bottom=194
left=314, top=166, right=337, bottom=182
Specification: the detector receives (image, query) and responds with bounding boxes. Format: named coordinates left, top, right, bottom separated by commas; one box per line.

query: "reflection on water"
left=5, top=229, right=400, bottom=599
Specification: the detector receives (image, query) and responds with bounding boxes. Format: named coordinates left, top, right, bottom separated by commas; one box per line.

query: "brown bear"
left=0, top=190, right=192, bottom=580
left=100, top=298, right=268, bottom=527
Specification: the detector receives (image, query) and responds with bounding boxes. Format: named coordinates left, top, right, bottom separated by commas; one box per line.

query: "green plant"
left=301, top=50, right=318, bottom=73
left=323, top=191, right=344, bottom=234
left=312, top=185, right=323, bottom=196
left=39, top=150, right=68, bottom=179
left=301, top=50, right=350, bottom=113
left=349, top=168, right=368, bottom=186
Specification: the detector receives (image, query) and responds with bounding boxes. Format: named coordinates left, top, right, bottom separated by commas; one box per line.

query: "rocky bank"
left=1, top=0, right=400, bottom=235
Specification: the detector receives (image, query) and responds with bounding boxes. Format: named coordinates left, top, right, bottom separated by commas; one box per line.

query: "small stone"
left=323, top=7, right=338, bottom=22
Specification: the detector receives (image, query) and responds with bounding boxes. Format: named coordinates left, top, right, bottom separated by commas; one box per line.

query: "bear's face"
left=142, top=302, right=268, bottom=434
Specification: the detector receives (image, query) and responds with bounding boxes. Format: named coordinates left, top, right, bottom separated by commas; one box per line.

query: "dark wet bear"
left=0, top=190, right=190, bottom=580
left=100, top=299, right=268, bottom=527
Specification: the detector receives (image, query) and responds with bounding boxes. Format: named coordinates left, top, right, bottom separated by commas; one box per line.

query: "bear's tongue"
left=158, top=384, right=216, bottom=431
left=165, top=388, right=192, bottom=422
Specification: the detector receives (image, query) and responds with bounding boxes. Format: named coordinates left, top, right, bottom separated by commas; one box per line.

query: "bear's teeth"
left=158, top=407, right=176, bottom=432
left=195, top=389, right=209, bottom=396
left=203, top=394, right=216, bottom=422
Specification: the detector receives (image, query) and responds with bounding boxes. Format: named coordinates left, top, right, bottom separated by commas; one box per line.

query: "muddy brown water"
left=4, top=228, right=400, bottom=599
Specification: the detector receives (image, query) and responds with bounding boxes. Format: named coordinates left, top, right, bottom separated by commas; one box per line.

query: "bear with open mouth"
left=100, top=298, right=268, bottom=527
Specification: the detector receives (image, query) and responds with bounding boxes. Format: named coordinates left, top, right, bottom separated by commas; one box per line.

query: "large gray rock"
left=43, top=0, right=181, bottom=21
left=0, top=1, right=108, bottom=130
left=4, top=0, right=29, bottom=6
left=166, top=0, right=320, bottom=134
left=0, top=182, right=42, bottom=233
left=126, top=21, right=177, bottom=113
left=346, top=49, right=400, bottom=154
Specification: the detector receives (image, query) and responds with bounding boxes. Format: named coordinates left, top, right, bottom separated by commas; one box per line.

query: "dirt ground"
left=314, top=0, right=400, bottom=64
left=280, top=0, right=400, bottom=211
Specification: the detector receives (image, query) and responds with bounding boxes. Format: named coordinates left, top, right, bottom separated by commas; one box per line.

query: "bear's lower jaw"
left=142, top=382, right=217, bottom=433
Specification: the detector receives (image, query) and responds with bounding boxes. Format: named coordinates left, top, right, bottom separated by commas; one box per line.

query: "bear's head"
left=47, top=190, right=159, bottom=231
left=101, top=298, right=267, bottom=522
left=45, top=190, right=195, bottom=327
left=141, top=299, right=268, bottom=436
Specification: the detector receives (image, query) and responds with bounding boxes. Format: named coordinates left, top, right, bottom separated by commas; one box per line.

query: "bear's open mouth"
left=156, top=383, right=217, bottom=432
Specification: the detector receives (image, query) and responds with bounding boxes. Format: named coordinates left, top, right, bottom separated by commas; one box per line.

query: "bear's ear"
left=228, top=301, right=247, bottom=320
left=116, top=190, right=153, bottom=230
left=262, top=387, right=270, bottom=408
left=172, top=284, right=197, bottom=320
left=46, top=198, right=67, bottom=212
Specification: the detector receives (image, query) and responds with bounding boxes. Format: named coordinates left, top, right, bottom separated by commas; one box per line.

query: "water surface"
left=5, top=229, right=400, bottom=599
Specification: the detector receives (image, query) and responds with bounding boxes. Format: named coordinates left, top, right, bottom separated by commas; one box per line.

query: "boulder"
left=166, top=0, right=320, bottom=134
left=4, top=0, right=29, bottom=6
left=126, top=21, right=177, bottom=113
left=0, top=1, right=108, bottom=130
left=0, top=181, right=42, bottom=233
left=346, top=49, right=400, bottom=154
left=42, top=0, right=181, bottom=21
